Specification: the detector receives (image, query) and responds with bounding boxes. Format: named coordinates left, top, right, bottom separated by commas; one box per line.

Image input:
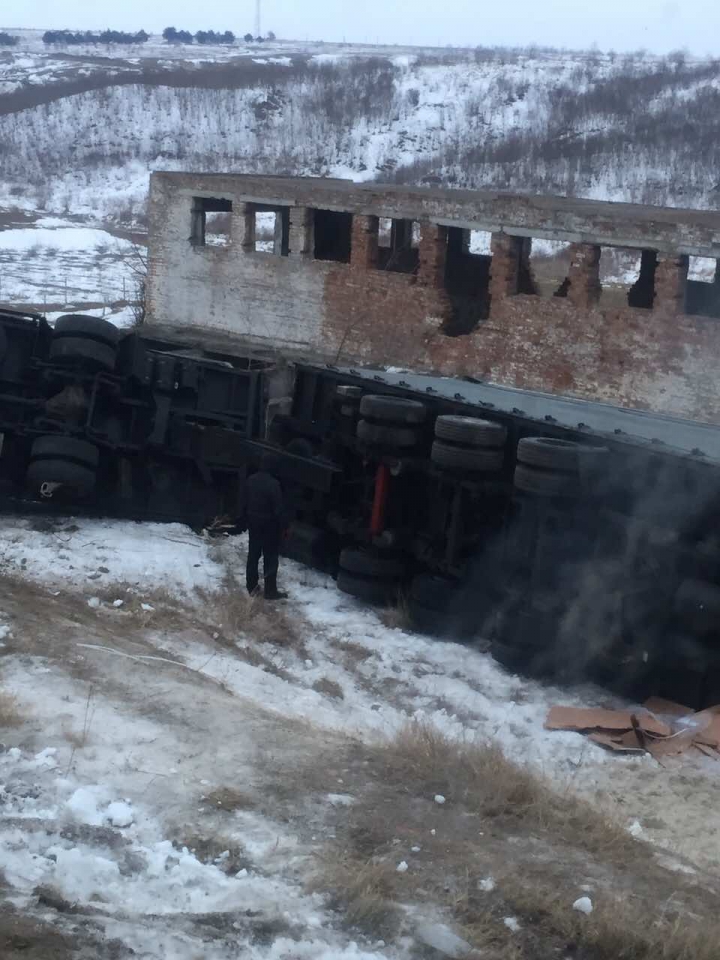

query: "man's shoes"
left=264, top=589, right=288, bottom=601
left=247, top=584, right=261, bottom=597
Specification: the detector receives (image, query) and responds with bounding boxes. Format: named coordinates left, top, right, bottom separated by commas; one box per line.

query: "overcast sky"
left=4, top=0, right=720, bottom=56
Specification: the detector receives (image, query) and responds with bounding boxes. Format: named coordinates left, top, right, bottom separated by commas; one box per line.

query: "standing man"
left=245, top=454, right=288, bottom=601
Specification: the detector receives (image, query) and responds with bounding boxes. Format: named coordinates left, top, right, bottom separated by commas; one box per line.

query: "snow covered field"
left=1, top=514, right=719, bottom=957
left=0, top=217, right=137, bottom=320
left=1, top=32, right=719, bottom=318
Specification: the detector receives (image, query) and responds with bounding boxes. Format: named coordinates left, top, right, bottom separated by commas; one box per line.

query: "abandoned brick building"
left=146, top=173, right=720, bottom=424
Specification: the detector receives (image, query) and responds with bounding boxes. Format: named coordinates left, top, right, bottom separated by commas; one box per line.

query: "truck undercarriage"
left=2, top=307, right=719, bottom=708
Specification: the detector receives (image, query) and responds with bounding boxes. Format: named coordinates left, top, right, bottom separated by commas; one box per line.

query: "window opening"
left=313, top=209, right=352, bottom=263
left=191, top=196, right=232, bottom=247
left=686, top=256, right=720, bottom=317
left=443, top=226, right=492, bottom=335
left=527, top=239, right=573, bottom=297
left=249, top=204, right=289, bottom=256
left=599, top=247, right=655, bottom=310
left=377, top=217, right=419, bottom=274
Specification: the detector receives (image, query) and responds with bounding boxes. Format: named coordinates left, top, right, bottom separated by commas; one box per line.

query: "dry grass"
left=310, top=723, right=719, bottom=958
left=378, top=593, right=413, bottom=632
left=312, top=677, right=345, bottom=700
left=235, top=644, right=294, bottom=682
left=311, top=856, right=401, bottom=939
left=205, top=786, right=255, bottom=812
left=329, top=638, right=374, bottom=664
left=170, top=828, right=253, bottom=875
left=377, top=722, right=629, bottom=860
left=0, top=690, right=21, bottom=728
left=492, top=876, right=720, bottom=960
left=213, top=577, right=308, bottom=655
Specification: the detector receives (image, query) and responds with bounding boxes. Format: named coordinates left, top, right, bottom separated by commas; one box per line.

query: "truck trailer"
left=1, top=307, right=719, bottom=708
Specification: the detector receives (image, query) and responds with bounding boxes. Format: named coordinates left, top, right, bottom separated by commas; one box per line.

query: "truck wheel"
left=513, top=463, right=580, bottom=498
left=30, top=435, right=100, bottom=468
left=431, top=441, right=504, bottom=472
left=409, top=573, right=458, bottom=611
left=50, top=337, right=117, bottom=370
left=434, top=415, right=506, bottom=447
left=409, top=599, right=454, bottom=636
left=337, top=570, right=398, bottom=605
left=53, top=314, right=121, bottom=344
left=337, top=548, right=404, bottom=605
left=673, top=579, right=720, bottom=637
left=27, top=459, right=96, bottom=498
left=517, top=437, right=607, bottom=471
left=359, top=395, right=427, bottom=425
left=357, top=420, right=420, bottom=449
left=339, top=548, right=405, bottom=579
left=50, top=314, right=120, bottom=371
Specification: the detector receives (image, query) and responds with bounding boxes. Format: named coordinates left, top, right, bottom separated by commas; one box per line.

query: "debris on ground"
left=545, top=701, right=720, bottom=760
left=573, top=896, right=593, bottom=914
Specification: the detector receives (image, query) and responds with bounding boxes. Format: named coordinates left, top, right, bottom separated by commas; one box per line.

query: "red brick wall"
left=319, top=249, right=720, bottom=425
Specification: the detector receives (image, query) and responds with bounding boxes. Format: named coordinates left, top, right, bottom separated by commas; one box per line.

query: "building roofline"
left=150, top=172, right=720, bottom=256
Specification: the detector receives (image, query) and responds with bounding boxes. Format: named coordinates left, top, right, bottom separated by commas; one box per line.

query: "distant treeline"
left=37, top=27, right=274, bottom=47
left=163, top=27, right=236, bottom=45
left=42, top=29, right=150, bottom=45
left=0, top=31, right=19, bottom=46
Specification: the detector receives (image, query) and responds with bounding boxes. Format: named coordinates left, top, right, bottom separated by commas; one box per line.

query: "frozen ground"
left=0, top=216, right=139, bottom=322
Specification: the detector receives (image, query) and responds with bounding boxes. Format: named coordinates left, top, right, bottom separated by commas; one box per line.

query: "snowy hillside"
left=1, top=30, right=719, bottom=314
left=2, top=516, right=720, bottom=957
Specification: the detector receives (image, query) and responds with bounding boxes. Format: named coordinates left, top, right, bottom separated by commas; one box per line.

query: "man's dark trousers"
left=246, top=519, right=282, bottom=597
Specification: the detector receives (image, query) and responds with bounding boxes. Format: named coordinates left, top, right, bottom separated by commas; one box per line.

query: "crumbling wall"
left=147, top=173, right=720, bottom=424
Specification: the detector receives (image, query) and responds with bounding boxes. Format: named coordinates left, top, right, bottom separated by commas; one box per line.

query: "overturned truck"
left=2, top=306, right=720, bottom=707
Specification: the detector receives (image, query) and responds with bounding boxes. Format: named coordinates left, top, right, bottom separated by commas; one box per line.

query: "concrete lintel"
left=178, top=188, right=296, bottom=208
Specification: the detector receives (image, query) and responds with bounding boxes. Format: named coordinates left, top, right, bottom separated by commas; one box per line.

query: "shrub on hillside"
left=0, top=31, right=19, bottom=47
left=163, top=27, right=194, bottom=44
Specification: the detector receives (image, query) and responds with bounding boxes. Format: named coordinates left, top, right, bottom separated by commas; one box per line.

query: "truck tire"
left=339, top=548, right=405, bottom=579
left=517, top=437, right=606, bottom=472
left=26, top=459, right=96, bottom=498
left=674, top=579, right=720, bottom=637
left=30, top=435, right=100, bottom=468
left=357, top=420, right=419, bottom=449
left=50, top=336, right=117, bottom=371
left=513, top=463, right=580, bottom=498
left=337, top=570, right=397, bottom=605
left=54, top=314, right=121, bottom=345
left=431, top=441, right=504, bottom=472
left=409, top=573, right=458, bottom=611
left=434, top=415, right=506, bottom=448
left=409, top=599, right=454, bottom=636
left=50, top=314, right=120, bottom=371
left=359, top=395, right=427, bottom=425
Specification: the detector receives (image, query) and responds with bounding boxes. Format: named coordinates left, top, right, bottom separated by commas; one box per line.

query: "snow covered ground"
left=1, top=513, right=718, bottom=954
left=0, top=218, right=138, bottom=313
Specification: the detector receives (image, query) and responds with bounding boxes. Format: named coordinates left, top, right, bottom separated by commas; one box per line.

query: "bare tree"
left=125, top=242, right=148, bottom=327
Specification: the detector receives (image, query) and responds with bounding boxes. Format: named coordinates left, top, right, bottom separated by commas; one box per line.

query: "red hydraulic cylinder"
left=370, top=463, right=391, bottom=537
